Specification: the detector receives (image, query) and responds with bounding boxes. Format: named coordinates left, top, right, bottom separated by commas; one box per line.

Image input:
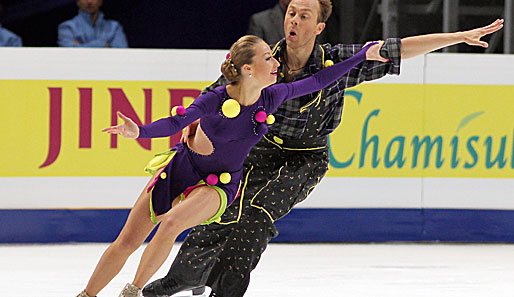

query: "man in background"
left=0, top=1, right=22, bottom=46
left=248, top=0, right=291, bottom=45
left=58, top=0, right=127, bottom=48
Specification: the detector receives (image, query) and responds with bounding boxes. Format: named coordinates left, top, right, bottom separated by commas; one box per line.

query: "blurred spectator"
left=58, top=0, right=127, bottom=48
left=248, top=0, right=291, bottom=45
left=0, top=1, right=22, bottom=47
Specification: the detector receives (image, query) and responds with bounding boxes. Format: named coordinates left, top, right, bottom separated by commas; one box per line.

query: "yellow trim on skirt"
left=144, top=150, right=176, bottom=175
left=148, top=183, right=229, bottom=225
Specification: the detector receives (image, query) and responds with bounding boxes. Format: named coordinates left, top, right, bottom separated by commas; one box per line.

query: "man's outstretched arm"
left=400, top=19, right=504, bottom=59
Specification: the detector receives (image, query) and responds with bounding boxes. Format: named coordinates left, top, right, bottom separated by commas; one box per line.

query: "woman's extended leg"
left=83, top=175, right=161, bottom=296
left=132, top=186, right=221, bottom=288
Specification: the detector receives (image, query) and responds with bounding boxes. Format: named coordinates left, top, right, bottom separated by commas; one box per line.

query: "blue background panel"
left=1, top=209, right=514, bottom=243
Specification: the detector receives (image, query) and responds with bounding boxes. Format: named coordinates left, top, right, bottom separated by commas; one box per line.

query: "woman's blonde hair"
left=221, top=35, right=264, bottom=83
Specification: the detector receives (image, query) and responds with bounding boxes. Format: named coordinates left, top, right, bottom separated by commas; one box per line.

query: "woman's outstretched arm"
left=265, top=42, right=377, bottom=111
left=102, top=91, right=220, bottom=139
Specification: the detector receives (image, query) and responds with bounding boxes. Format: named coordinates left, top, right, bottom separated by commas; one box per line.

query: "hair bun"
left=221, top=58, right=239, bottom=82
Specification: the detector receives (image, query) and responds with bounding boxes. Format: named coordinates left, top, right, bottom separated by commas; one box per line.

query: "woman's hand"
left=364, top=40, right=389, bottom=62
left=180, top=119, right=200, bottom=143
left=102, top=112, right=140, bottom=139
left=461, top=19, right=504, bottom=48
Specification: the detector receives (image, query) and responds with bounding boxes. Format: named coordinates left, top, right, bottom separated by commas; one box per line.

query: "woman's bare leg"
left=132, top=186, right=221, bottom=288
left=83, top=175, right=161, bottom=296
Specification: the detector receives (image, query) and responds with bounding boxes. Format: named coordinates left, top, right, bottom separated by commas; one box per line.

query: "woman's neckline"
left=224, top=85, right=261, bottom=107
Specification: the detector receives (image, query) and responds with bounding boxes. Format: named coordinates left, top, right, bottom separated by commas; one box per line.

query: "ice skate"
left=76, top=290, right=95, bottom=297
left=119, top=283, right=142, bottom=297
left=142, top=278, right=205, bottom=296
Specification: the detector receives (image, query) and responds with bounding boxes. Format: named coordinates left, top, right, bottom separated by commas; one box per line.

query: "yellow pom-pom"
left=273, top=136, right=283, bottom=144
left=160, top=172, right=167, bottom=179
left=324, top=60, right=334, bottom=68
left=222, top=99, right=241, bottom=118
left=220, top=172, right=232, bottom=184
left=171, top=106, right=178, bottom=116
left=266, top=114, right=275, bottom=125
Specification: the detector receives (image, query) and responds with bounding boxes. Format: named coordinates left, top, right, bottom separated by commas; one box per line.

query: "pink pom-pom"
left=255, top=123, right=268, bottom=136
left=255, top=111, right=267, bottom=123
left=206, top=174, right=218, bottom=186
left=176, top=106, right=186, bottom=116
left=226, top=52, right=231, bottom=59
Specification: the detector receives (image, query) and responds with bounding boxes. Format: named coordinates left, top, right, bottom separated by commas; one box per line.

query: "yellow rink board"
left=1, top=80, right=513, bottom=178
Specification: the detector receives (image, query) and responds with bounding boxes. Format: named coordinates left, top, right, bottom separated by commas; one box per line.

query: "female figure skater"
left=76, top=35, right=380, bottom=297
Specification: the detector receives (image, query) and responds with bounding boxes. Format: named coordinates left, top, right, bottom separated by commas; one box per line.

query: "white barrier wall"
left=0, top=47, right=513, bottom=243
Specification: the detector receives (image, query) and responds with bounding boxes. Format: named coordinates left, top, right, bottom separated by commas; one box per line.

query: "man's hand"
left=461, top=19, right=504, bottom=48
left=364, top=41, right=389, bottom=63
left=180, top=119, right=200, bottom=143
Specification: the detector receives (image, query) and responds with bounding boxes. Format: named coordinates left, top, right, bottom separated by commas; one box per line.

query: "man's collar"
left=272, top=39, right=325, bottom=79
left=78, top=9, right=104, bottom=26
left=305, top=42, right=324, bottom=73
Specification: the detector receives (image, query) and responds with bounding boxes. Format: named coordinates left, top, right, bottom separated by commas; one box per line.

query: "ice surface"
left=1, top=243, right=513, bottom=297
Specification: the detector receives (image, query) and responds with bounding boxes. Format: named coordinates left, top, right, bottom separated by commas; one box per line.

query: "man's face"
left=283, top=0, right=325, bottom=49
left=77, top=0, right=102, bottom=14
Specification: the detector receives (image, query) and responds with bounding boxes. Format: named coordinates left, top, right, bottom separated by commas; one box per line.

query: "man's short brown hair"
left=317, top=0, right=332, bottom=23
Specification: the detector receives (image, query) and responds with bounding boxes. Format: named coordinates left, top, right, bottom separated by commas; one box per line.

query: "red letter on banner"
left=40, top=88, right=62, bottom=168
left=79, top=88, right=92, bottom=148
left=109, top=88, right=152, bottom=150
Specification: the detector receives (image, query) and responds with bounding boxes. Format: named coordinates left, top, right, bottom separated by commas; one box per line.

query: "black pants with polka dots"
left=163, top=140, right=329, bottom=297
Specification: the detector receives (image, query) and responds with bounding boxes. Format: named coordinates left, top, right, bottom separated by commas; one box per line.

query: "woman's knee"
left=113, top=234, right=143, bottom=254
left=159, top=214, right=184, bottom=235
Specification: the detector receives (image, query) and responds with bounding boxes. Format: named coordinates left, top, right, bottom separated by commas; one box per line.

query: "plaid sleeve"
left=201, top=75, right=230, bottom=95
left=330, top=38, right=401, bottom=88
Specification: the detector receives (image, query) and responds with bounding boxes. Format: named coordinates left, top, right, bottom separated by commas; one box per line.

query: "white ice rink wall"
left=0, top=47, right=513, bottom=243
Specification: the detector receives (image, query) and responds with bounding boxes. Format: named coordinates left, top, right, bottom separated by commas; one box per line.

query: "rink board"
left=0, top=48, right=513, bottom=243
left=1, top=207, right=514, bottom=243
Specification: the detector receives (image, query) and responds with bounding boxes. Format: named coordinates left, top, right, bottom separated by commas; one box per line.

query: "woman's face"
left=246, top=41, right=280, bottom=87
